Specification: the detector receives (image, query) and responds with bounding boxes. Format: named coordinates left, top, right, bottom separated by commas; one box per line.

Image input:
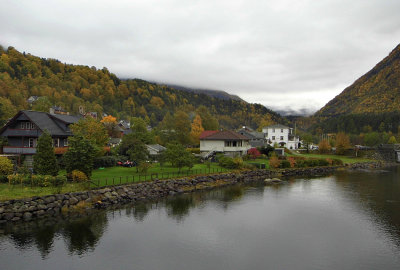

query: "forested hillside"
left=316, top=43, right=400, bottom=117
left=0, top=46, right=285, bottom=129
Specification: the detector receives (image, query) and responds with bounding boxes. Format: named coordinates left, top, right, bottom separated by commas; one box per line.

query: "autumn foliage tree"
left=189, top=114, right=204, bottom=145
left=247, top=148, right=261, bottom=159
left=101, top=115, right=120, bottom=137
left=70, top=117, right=108, bottom=155
left=318, top=140, right=331, bottom=154
left=335, top=132, right=350, bottom=155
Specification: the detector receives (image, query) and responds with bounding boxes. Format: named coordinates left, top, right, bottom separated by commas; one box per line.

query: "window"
left=232, top=141, right=237, bottom=147
left=29, top=138, right=35, bottom=147
left=280, top=136, right=284, bottom=140
left=20, top=122, right=25, bottom=129
left=272, top=136, right=275, bottom=140
left=272, top=128, right=275, bottom=133
left=63, top=138, right=68, bottom=147
left=53, top=138, right=59, bottom=147
left=30, top=123, right=36, bottom=129
left=281, top=129, right=283, bottom=133
left=225, top=141, right=231, bottom=147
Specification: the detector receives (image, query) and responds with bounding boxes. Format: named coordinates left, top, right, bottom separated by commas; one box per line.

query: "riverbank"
left=0, top=161, right=390, bottom=224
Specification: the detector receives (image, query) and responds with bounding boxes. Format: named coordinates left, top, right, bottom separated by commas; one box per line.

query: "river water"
left=1, top=166, right=400, bottom=270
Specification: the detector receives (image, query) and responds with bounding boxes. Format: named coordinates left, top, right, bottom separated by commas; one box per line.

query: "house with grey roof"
left=146, top=144, right=166, bottom=157
left=0, top=110, right=81, bottom=165
left=237, top=126, right=266, bottom=148
left=262, top=124, right=300, bottom=149
left=200, top=130, right=251, bottom=158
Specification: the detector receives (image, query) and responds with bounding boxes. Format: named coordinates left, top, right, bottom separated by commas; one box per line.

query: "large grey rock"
left=23, top=212, right=33, bottom=220
left=69, top=197, right=79, bottom=205
left=44, top=196, right=55, bottom=203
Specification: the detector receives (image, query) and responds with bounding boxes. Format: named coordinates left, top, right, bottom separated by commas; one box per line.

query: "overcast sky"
left=1, top=0, right=400, bottom=114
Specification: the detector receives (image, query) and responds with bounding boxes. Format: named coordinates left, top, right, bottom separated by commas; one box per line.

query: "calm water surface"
left=1, top=166, right=400, bottom=270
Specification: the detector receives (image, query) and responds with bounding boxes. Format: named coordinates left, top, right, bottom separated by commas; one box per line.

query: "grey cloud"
left=0, top=0, right=399, bottom=112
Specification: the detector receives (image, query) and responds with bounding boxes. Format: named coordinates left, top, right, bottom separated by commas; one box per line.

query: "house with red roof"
left=199, top=130, right=251, bottom=158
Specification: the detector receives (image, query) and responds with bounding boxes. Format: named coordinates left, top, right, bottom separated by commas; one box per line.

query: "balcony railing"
left=1, top=129, right=41, bottom=137
left=3, top=146, right=37, bottom=154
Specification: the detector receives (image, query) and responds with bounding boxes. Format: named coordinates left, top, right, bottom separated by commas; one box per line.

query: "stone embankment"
left=0, top=163, right=384, bottom=224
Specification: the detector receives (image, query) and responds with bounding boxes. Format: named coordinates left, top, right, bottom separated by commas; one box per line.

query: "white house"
left=262, top=124, right=300, bottom=149
left=200, top=130, right=251, bottom=158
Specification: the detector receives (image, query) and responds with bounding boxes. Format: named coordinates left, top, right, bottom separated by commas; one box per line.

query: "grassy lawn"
left=56, top=162, right=230, bottom=188
left=245, top=158, right=270, bottom=169
left=0, top=183, right=89, bottom=201
left=1, top=162, right=229, bottom=201
left=289, top=152, right=373, bottom=164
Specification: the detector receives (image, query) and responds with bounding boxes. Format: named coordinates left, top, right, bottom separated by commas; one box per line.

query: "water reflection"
left=334, top=166, right=400, bottom=247
left=0, top=166, right=399, bottom=269
left=1, top=212, right=108, bottom=258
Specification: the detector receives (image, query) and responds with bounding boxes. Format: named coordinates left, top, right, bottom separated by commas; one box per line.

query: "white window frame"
left=53, top=138, right=59, bottom=147
left=29, top=138, right=35, bottom=147
left=280, top=136, right=284, bottom=140
left=63, top=138, right=68, bottom=147
left=272, top=136, right=275, bottom=140
left=21, top=122, right=26, bottom=129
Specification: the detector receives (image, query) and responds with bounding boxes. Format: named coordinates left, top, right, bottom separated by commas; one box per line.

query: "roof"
left=263, top=124, right=290, bottom=129
left=147, top=144, right=166, bottom=152
left=49, top=113, right=82, bottom=124
left=0, top=110, right=80, bottom=137
left=200, top=130, right=249, bottom=141
left=199, top=130, right=218, bottom=139
left=237, top=129, right=265, bottom=140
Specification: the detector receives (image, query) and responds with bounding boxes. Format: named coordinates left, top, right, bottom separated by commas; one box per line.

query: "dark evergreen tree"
left=64, top=135, right=96, bottom=177
left=33, top=130, right=59, bottom=176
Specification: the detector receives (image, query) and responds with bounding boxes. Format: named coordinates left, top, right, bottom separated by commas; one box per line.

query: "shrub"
left=187, top=148, right=200, bottom=154
left=71, top=170, right=88, bottom=182
left=288, top=156, right=296, bottom=168
left=138, top=162, right=152, bottom=173
left=54, top=176, right=67, bottom=187
left=232, top=157, right=244, bottom=169
left=7, top=174, right=24, bottom=185
left=0, top=156, right=13, bottom=175
left=332, top=159, right=344, bottom=166
left=31, top=175, right=52, bottom=187
left=248, top=148, right=261, bottom=159
left=93, top=156, right=118, bottom=168
left=269, top=156, right=280, bottom=168
left=317, top=159, right=329, bottom=166
left=296, top=160, right=306, bottom=168
left=326, top=158, right=333, bottom=166
left=218, top=155, right=243, bottom=169
left=280, top=160, right=291, bottom=168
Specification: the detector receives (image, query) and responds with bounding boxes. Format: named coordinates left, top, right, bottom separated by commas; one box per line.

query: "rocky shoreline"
left=0, top=162, right=390, bottom=224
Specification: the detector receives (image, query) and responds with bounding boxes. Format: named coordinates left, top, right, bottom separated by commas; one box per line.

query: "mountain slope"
left=164, top=84, right=243, bottom=101
left=316, top=43, right=400, bottom=117
left=0, top=45, right=285, bottom=129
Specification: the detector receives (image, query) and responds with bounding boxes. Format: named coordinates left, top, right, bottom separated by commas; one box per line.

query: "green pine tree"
left=33, top=130, right=59, bottom=176
left=64, top=135, right=96, bottom=177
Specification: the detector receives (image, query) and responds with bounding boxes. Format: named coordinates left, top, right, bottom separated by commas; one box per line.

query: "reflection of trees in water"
left=165, top=195, right=196, bottom=222
left=7, top=222, right=57, bottom=258
left=2, top=211, right=109, bottom=257
left=334, top=167, right=400, bottom=247
left=164, top=185, right=250, bottom=220
left=126, top=203, right=151, bottom=222
left=61, top=213, right=108, bottom=255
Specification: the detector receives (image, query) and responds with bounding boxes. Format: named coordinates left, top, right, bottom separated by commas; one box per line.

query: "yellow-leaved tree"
left=101, top=115, right=120, bottom=137
left=190, top=114, right=204, bottom=146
